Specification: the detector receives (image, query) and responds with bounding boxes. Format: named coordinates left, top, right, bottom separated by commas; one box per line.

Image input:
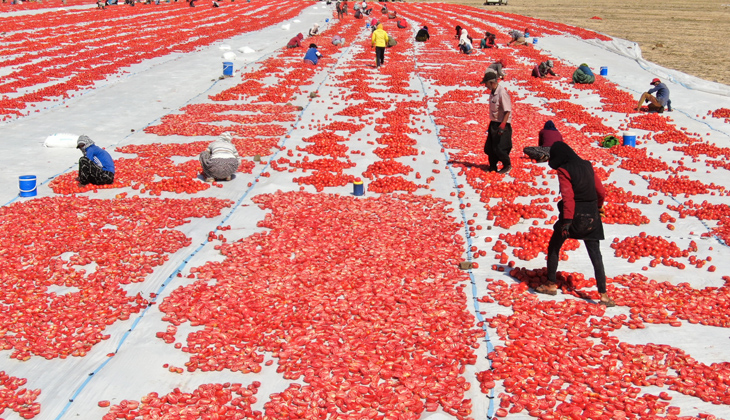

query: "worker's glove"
left=560, top=220, right=572, bottom=239
left=599, top=207, right=606, bottom=218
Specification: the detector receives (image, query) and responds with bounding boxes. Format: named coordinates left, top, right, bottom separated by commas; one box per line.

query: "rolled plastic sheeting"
left=44, top=133, right=79, bottom=148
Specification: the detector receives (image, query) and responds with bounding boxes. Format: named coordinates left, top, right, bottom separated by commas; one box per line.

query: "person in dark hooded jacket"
left=287, top=33, right=304, bottom=48
left=536, top=142, right=616, bottom=307
left=415, top=26, right=430, bottom=42
left=523, top=120, right=562, bottom=162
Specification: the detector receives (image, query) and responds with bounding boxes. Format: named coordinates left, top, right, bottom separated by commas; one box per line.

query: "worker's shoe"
left=497, top=165, right=511, bottom=174
left=205, top=177, right=214, bottom=182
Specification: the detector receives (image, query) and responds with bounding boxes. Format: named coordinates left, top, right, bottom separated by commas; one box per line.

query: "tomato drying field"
left=2, top=1, right=730, bottom=419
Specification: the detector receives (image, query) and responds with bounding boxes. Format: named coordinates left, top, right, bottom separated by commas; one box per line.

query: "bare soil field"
left=452, top=0, right=730, bottom=86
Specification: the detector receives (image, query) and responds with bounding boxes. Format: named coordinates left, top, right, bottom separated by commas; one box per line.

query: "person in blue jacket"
left=636, top=78, right=672, bottom=112
left=303, top=44, right=322, bottom=65
left=77, top=135, right=115, bottom=185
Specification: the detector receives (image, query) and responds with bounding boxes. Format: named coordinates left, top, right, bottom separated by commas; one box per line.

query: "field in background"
left=452, top=0, right=730, bottom=86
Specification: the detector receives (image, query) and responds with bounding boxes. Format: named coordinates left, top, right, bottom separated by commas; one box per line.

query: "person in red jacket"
left=287, top=33, right=304, bottom=48
left=536, top=142, right=616, bottom=307
left=523, top=120, right=562, bottom=162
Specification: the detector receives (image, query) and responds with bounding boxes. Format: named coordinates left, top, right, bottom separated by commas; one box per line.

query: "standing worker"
left=77, top=135, right=115, bottom=186
left=637, top=78, right=672, bottom=112
left=481, top=72, right=512, bottom=174
left=536, top=142, right=616, bottom=307
left=199, top=132, right=240, bottom=182
left=371, top=23, right=389, bottom=68
left=336, top=1, right=344, bottom=19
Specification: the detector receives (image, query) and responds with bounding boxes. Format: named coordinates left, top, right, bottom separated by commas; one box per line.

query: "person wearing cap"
left=532, top=60, right=557, bottom=78
left=308, top=23, right=320, bottom=37
left=303, top=43, right=323, bottom=65
left=637, top=78, right=672, bottom=112
left=77, top=135, right=115, bottom=186
left=483, top=60, right=506, bottom=80
left=507, top=29, right=527, bottom=46
left=371, top=23, right=389, bottom=68
left=287, top=33, right=304, bottom=48
left=572, top=63, right=595, bottom=84
left=415, top=25, right=430, bottom=42
left=481, top=71, right=513, bottom=174
left=199, top=132, right=240, bottom=182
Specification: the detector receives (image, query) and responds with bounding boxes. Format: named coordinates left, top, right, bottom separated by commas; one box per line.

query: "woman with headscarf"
left=532, top=60, right=557, bottom=78
left=536, top=142, right=615, bottom=307
left=458, top=27, right=473, bottom=54
left=572, top=63, right=595, bottom=84
left=199, top=132, right=240, bottom=182
left=523, top=120, right=562, bottom=162
left=308, top=23, right=320, bottom=37
left=77, top=135, right=115, bottom=186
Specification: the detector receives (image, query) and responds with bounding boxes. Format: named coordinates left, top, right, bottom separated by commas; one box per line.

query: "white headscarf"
left=459, top=28, right=471, bottom=47
left=220, top=132, right=234, bottom=142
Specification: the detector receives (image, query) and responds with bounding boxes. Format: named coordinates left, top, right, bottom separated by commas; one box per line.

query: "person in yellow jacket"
left=371, top=23, right=389, bottom=68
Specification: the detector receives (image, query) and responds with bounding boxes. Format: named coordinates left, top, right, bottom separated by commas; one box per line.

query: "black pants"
left=484, top=120, right=512, bottom=170
left=375, top=46, right=385, bottom=67
left=79, top=157, right=114, bottom=186
left=546, top=229, right=607, bottom=294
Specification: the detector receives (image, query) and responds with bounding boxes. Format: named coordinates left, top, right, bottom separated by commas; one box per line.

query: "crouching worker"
left=572, top=63, right=595, bottom=84
left=77, top=135, right=115, bottom=185
left=523, top=120, right=562, bottom=162
left=287, top=33, right=304, bottom=48
left=532, top=60, right=556, bottom=78
left=458, top=28, right=473, bottom=54
left=304, top=43, right=322, bottom=65
left=637, top=78, right=672, bottom=112
left=536, top=142, right=616, bottom=307
left=415, top=26, right=429, bottom=42
left=199, top=132, right=240, bottom=182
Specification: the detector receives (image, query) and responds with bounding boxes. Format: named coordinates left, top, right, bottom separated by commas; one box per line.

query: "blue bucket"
left=19, top=175, right=37, bottom=197
left=353, top=180, right=364, bottom=196
left=600, top=66, right=608, bottom=76
left=223, top=62, right=233, bottom=76
left=532, top=37, right=538, bottom=44
left=623, top=132, right=636, bottom=147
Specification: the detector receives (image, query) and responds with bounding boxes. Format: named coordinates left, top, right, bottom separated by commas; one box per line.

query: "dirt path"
left=450, top=0, right=730, bottom=86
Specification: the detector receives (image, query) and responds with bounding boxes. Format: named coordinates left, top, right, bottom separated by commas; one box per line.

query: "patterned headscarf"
left=77, top=135, right=95, bottom=149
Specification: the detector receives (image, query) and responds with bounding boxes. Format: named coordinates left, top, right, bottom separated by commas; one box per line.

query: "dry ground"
left=449, top=0, right=730, bottom=86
